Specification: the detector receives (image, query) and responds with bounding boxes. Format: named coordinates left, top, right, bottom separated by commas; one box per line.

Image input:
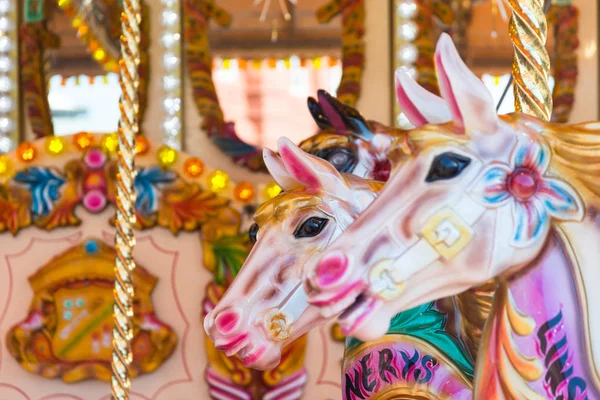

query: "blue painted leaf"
left=14, top=167, right=66, bottom=216
left=134, top=167, right=176, bottom=214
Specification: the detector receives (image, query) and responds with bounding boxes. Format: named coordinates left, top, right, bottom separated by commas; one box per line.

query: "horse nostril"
left=315, top=251, right=349, bottom=287
left=215, top=309, right=241, bottom=335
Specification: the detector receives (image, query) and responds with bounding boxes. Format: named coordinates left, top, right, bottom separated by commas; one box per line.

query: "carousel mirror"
left=19, top=0, right=149, bottom=140
left=183, top=0, right=365, bottom=171
left=392, top=0, right=588, bottom=127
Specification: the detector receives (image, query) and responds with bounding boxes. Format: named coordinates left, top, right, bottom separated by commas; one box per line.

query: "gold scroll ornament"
left=6, top=240, right=177, bottom=382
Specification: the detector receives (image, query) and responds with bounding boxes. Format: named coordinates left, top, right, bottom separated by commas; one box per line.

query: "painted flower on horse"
left=473, top=138, right=583, bottom=246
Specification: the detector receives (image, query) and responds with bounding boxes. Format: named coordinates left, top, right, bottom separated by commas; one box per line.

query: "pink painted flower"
left=472, top=139, right=583, bottom=246
left=84, top=148, right=107, bottom=170
left=83, top=190, right=108, bottom=213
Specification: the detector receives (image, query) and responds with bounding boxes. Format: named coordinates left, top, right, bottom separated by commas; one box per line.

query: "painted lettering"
left=360, top=353, right=377, bottom=393
left=417, top=355, right=438, bottom=384
left=378, top=348, right=398, bottom=383
left=345, top=368, right=365, bottom=400
left=536, top=310, right=588, bottom=399
left=400, top=349, right=419, bottom=380
left=343, top=347, right=440, bottom=400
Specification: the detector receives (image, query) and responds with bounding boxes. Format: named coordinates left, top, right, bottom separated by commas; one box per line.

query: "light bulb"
left=397, top=21, right=418, bottom=42
left=161, top=32, right=180, bottom=48
left=0, top=0, right=12, bottom=14
left=0, top=56, right=11, bottom=73
left=0, top=116, right=13, bottom=132
left=0, top=76, right=11, bottom=92
left=0, top=17, right=12, bottom=31
left=161, top=10, right=179, bottom=27
left=163, top=53, right=180, bottom=71
left=397, top=44, right=418, bottom=64
left=0, top=36, right=11, bottom=52
left=163, top=97, right=181, bottom=114
left=397, top=0, right=418, bottom=19
left=0, top=95, right=12, bottom=113
left=163, top=76, right=180, bottom=91
left=162, top=117, right=181, bottom=136
left=0, top=135, right=12, bottom=153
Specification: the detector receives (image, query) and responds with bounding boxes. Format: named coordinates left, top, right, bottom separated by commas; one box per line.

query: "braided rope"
left=111, top=0, right=141, bottom=398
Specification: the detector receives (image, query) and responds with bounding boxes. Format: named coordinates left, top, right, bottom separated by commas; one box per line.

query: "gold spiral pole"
left=112, top=0, right=141, bottom=398
left=508, top=0, right=552, bottom=120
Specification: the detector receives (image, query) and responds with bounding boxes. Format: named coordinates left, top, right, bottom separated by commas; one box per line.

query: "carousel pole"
left=112, top=0, right=141, bottom=398
left=508, top=0, right=553, bottom=119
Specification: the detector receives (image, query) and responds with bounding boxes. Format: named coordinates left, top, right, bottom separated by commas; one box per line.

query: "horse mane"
left=538, top=119, right=600, bottom=213
left=254, top=176, right=384, bottom=227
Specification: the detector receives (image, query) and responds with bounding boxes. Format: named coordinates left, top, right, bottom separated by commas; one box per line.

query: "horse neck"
left=474, top=218, right=600, bottom=399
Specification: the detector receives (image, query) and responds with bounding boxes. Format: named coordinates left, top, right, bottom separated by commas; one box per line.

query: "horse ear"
left=307, top=96, right=333, bottom=130
left=277, top=137, right=349, bottom=194
left=263, top=149, right=300, bottom=191
left=395, top=68, right=452, bottom=127
left=317, top=90, right=374, bottom=141
left=434, top=33, right=498, bottom=135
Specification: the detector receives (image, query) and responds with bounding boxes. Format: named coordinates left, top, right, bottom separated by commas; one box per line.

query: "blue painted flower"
left=14, top=167, right=66, bottom=216
left=472, top=139, right=583, bottom=247
left=134, top=167, right=176, bottom=214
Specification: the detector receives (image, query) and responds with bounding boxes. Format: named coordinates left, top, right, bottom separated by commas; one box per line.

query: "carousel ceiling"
left=46, top=1, right=556, bottom=78
left=48, top=0, right=342, bottom=77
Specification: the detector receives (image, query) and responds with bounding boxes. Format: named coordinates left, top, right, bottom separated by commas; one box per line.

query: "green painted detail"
left=211, top=234, right=250, bottom=286
left=345, top=301, right=474, bottom=379
left=25, top=0, right=45, bottom=23
left=57, top=302, right=114, bottom=358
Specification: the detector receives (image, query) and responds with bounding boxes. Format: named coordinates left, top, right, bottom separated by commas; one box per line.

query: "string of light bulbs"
left=160, top=0, right=183, bottom=150
left=0, top=0, right=18, bottom=153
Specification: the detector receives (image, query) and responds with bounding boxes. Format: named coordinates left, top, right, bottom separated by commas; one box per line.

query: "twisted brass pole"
left=508, top=0, right=553, bottom=120
left=112, top=0, right=141, bottom=398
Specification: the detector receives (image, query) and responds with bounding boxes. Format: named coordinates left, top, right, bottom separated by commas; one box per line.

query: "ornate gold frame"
left=17, top=0, right=150, bottom=141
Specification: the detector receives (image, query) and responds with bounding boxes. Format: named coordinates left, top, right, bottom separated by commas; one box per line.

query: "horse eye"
left=314, top=147, right=357, bottom=173
left=294, top=217, right=328, bottom=239
left=249, top=223, right=259, bottom=244
left=425, top=152, right=471, bottom=182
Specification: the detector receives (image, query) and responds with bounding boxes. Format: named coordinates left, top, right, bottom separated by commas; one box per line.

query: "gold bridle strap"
left=112, top=0, right=141, bottom=398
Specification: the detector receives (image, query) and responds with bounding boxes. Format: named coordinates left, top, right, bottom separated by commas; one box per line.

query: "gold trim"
left=474, top=281, right=544, bottom=399
left=343, top=333, right=473, bottom=390
left=422, top=208, right=472, bottom=260
left=28, top=240, right=156, bottom=295
left=375, top=386, right=445, bottom=400
left=554, top=224, right=600, bottom=389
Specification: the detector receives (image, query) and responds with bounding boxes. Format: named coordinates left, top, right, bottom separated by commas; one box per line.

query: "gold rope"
left=508, top=0, right=553, bottom=120
left=112, top=0, right=141, bottom=398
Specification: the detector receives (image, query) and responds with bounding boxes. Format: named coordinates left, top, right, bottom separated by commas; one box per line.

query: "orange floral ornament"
left=234, top=182, right=255, bottom=203
left=136, top=134, right=151, bottom=155
left=158, top=180, right=230, bottom=234
left=16, top=142, right=38, bottom=162
left=0, top=185, right=32, bottom=234
left=73, top=132, right=94, bottom=150
left=184, top=157, right=205, bottom=178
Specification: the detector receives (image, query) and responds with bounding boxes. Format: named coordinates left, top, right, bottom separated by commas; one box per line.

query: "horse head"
left=304, top=33, right=589, bottom=342
left=203, top=137, right=382, bottom=369
left=204, top=71, right=456, bottom=369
